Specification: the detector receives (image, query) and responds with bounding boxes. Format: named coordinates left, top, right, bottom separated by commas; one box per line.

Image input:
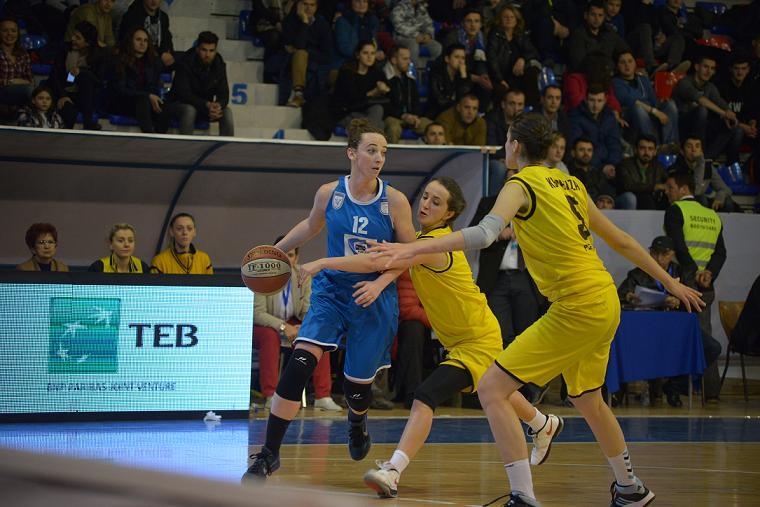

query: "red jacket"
left=397, top=270, right=431, bottom=328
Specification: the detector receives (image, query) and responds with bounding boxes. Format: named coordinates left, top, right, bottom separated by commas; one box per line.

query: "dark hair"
left=431, top=177, right=466, bottom=226
left=587, top=82, right=607, bottom=96
left=347, top=117, right=385, bottom=149
left=197, top=31, right=219, bottom=46
left=586, top=0, right=605, bottom=12
left=170, top=212, right=195, bottom=228
left=443, top=42, right=466, bottom=58
left=30, top=84, right=53, bottom=100
left=680, top=135, right=701, bottom=149
left=509, top=113, right=553, bottom=162
left=387, top=43, right=410, bottom=61
left=118, top=26, right=158, bottom=72
left=614, top=49, right=635, bottom=64
left=666, top=170, right=695, bottom=193
left=542, top=84, right=561, bottom=96
left=74, top=20, right=99, bottom=48
left=0, top=17, right=25, bottom=57
left=636, top=133, right=657, bottom=147
left=25, top=223, right=58, bottom=249
left=573, top=136, right=594, bottom=149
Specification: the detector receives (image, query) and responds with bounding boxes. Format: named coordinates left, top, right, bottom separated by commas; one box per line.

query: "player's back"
left=509, top=165, right=613, bottom=302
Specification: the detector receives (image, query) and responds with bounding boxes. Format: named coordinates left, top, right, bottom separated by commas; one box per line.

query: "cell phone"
left=66, top=72, right=75, bottom=83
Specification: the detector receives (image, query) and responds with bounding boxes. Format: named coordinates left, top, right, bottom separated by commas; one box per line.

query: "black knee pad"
left=343, top=380, right=373, bottom=413
left=414, top=364, right=472, bottom=410
left=275, top=348, right=318, bottom=402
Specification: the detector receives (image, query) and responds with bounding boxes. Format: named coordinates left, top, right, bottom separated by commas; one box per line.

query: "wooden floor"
left=2, top=381, right=759, bottom=506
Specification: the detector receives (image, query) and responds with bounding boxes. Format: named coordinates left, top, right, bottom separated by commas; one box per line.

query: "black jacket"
left=384, top=72, right=422, bottom=119
left=170, top=48, right=230, bottom=109
left=426, top=57, right=472, bottom=119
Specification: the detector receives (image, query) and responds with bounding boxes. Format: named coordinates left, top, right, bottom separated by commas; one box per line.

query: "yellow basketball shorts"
left=494, top=284, right=620, bottom=397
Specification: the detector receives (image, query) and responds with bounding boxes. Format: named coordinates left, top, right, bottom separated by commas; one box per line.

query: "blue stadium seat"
left=75, top=112, right=99, bottom=124
left=657, top=153, right=677, bottom=169
left=400, top=129, right=419, bottom=140
left=334, top=125, right=347, bottom=137
left=20, top=34, right=47, bottom=51
left=108, top=115, right=139, bottom=126
left=31, top=63, right=52, bottom=76
left=272, top=129, right=285, bottom=139
left=239, top=10, right=264, bottom=46
left=717, top=163, right=759, bottom=196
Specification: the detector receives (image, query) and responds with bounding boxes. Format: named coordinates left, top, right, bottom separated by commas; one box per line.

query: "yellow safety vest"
left=674, top=200, right=721, bottom=270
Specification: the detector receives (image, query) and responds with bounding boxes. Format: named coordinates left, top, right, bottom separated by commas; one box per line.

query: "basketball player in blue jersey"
left=371, top=114, right=705, bottom=506
left=242, top=118, right=417, bottom=482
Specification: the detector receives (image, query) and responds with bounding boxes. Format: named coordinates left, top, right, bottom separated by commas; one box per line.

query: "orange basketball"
left=241, top=245, right=292, bottom=295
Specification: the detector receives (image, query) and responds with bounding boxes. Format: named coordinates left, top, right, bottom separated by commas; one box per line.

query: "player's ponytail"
left=432, top=177, right=466, bottom=227
left=509, top=113, right=553, bottom=163
left=347, top=118, right=385, bottom=149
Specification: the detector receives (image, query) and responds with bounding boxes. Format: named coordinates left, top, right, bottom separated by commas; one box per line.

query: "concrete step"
left=229, top=104, right=301, bottom=128
left=235, top=127, right=313, bottom=141
left=226, top=60, right=264, bottom=84
left=166, top=0, right=211, bottom=17
left=171, top=15, right=233, bottom=40
left=211, top=0, right=250, bottom=16
left=225, top=82, right=278, bottom=107
left=173, top=36, right=263, bottom=62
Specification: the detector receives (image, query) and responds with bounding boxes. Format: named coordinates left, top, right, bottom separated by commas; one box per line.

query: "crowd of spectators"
left=3, top=1, right=758, bottom=193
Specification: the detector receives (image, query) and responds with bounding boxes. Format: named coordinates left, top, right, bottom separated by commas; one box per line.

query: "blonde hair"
left=108, top=223, right=136, bottom=242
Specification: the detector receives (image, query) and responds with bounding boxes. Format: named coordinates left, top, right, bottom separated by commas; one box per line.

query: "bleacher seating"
left=717, top=163, right=760, bottom=197
left=653, top=71, right=686, bottom=101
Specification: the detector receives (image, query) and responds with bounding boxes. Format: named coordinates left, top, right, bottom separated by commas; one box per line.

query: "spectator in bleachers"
left=486, top=4, right=541, bottom=108
left=383, top=44, right=432, bottom=143
left=0, top=17, right=33, bottom=115
left=332, top=39, right=388, bottom=130
left=16, top=84, right=65, bottom=128
left=248, top=0, right=295, bottom=58
left=672, top=54, right=744, bottom=165
left=568, top=137, right=618, bottom=209
left=569, top=84, right=623, bottom=181
left=616, top=133, right=668, bottom=209
left=4, top=0, right=80, bottom=45
left=50, top=20, right=106, bottom=130
left=421, top=121, right=447, bottom=145
left=119, top=0, right=175, bottom=69
left=88, top=223, right=150, bottom=273
left=442, top=8, right=492, bottom=111
left=563, top=50, right=623, bottom=123
left=65, top=0, right=116, bottom=49
left=274, top=0, right=332, bottom=108
left=480, top=0, right=511, bottom=33
left=333, top=0, right=382, bottom=71
left=603, top=0, right=624, bottom=37
left=619, top=0, right=662, bottom=75
left=390, top=0, right=441, bottom=69
left=485, top=88, right=524, bottom=195
left=436, top=92, right=485, bottom=146
left=546, top=131, right=569, bottom=174
left=426, top=43, right=471, bottom=119
left=670, top=135, right=738, bottom=212
left=716, top=52, right=759, bottom=165
left=167, top=31, right=233, bottom=137
left=520, top=0, right=573, bottom=66
left=109, top=26, right=169, bottom=133
left=16, top=222, right=69, bottom=272
left=150, top=212, right=213, bottom=274
left=654, top=0, right=701, bottom=68
left=538, top=84, right=571, bottom=146
left=612, top=49, right=678, bottom=146
left=566, top=0, right=630, bottom=73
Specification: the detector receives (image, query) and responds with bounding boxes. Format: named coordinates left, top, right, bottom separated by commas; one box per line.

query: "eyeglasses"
left=36, top=240, right=57, bottom=245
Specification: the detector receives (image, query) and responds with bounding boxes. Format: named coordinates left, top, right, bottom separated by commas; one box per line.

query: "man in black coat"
left=167, top=31, right=233, bottom=136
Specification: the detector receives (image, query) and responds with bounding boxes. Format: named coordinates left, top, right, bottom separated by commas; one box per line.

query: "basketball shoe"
left=528, top=414, right=564, bottom=465
left=610, top=477, right=655, bottom=506
left=241, top=446, right=280, bottom=482
left=348, top=413, right=371, bottom=460
left=504, top=491, right=541, bottom=506
left=363, top=461, right=399, bottom=498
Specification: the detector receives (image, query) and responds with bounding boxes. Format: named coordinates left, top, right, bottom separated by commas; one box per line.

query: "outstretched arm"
left=587, top=201, right=704, bottom=312
left=368, top=181, right=526, bottom=264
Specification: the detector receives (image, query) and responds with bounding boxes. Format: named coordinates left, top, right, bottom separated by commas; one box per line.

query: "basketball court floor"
left=2, top=391, right=759, bottom=506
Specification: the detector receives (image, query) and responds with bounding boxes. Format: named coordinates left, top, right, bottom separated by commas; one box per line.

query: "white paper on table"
left=634, top=286, right=668, bottom=307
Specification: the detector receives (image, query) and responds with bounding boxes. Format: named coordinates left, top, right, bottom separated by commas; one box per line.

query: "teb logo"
left=48, top=297, right=120, bottom=374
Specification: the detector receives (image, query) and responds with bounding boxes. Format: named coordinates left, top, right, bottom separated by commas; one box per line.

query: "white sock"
left=526, top=409, right=547, bottom=433
left=505, top=458, right=534, bottom=499
left=389, top=449, right=410, bottom=473
left=607, top=449, right=635, bottom=487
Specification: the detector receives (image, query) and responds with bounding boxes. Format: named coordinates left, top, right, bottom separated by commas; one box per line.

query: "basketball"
left=240, top=245, right=292, bottom=295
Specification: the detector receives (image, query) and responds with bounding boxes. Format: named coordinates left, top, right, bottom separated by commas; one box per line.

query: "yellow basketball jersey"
left=508, top=165, right=614, bottom=302
left=411, top=226, right=502, bottom=351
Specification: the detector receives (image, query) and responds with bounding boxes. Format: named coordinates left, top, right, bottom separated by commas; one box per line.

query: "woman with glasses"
left=16, top=223, right=69, bottom=272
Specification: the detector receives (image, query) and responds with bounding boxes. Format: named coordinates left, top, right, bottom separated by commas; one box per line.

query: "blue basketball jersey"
left=323, top=175, right=396, bottom=283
